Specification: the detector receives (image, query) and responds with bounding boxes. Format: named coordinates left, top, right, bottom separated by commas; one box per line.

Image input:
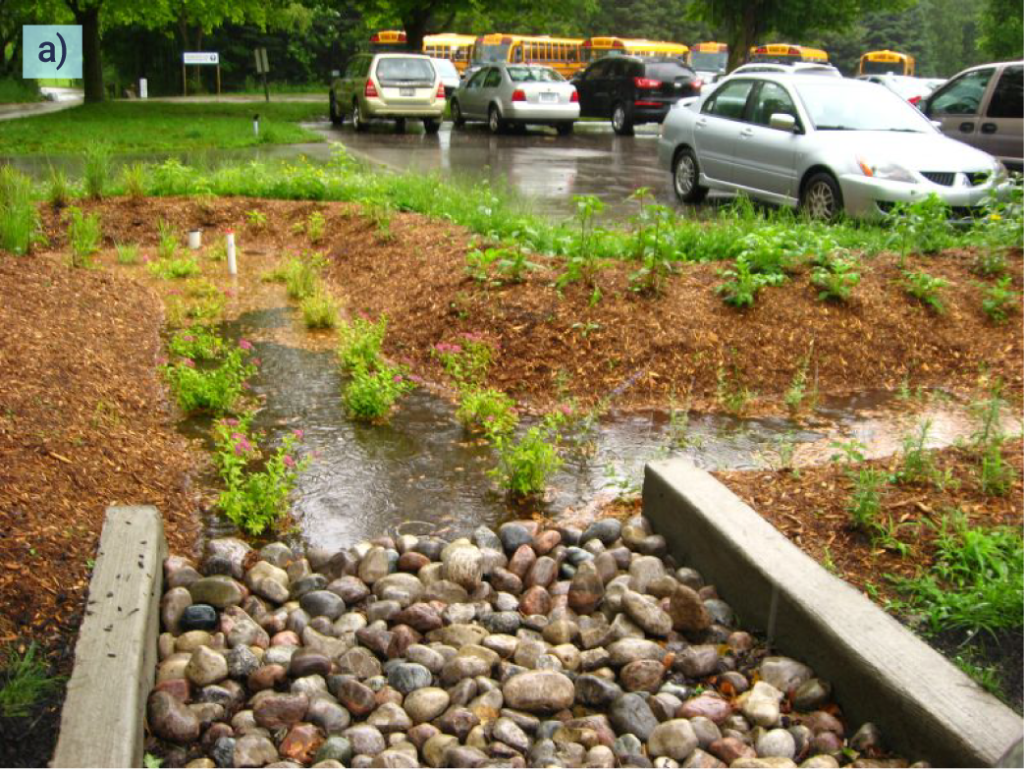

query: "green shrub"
left=432, top=333, right=493, bottom=389
left=343, top=364, right=414, bottom=421
left=301, top=286, right=338, bottom=329
left=0, top=166, right=42, bottom=256
left=338, top=315, right=388, bottom=371
left=716, top=257, right=784, bottom=308
left=811, top=255, right=861, bottom=302
left=115, top=242, right=139, bottom=265
left=119, top=162, right=148, bottom=199
left=157, top=219, right=179, bottom=261
left=148, top=256, right=200, bottom=280
left=306, top=210, right=326, bottom=243
left=285, top=252, right=324, bottom=300
left=901, top=269, right=950, bottom=313
left=979, top=276, right=1020, bottom=323
left=162, top=341, right=256, bottom=414
left=168, top=326, right=224, bottom=361
left=456, top=387, right=519, bottom=439
left=886, top=194, right=956, bottom=257
left=65, top=206, right=101, bottom=268
left=490, top=418, right=563, bottom=498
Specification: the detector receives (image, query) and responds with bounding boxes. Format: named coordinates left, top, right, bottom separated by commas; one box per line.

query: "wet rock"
left=306, top=698, right=351, bottom=734
left=358, top=547, right=391, bottom=585
left=206, top=538, right=251, bottom=580
left=740, top=681, right=783, bottom=728
left=404, top=687, right=450, bottom=723
left=253, top=692, right=309, bottom=730
left=792, top=679, right=831, bottom=712
left=677, top=694, right=733, bottom=724
left=289, top=650, right=331, bottom=679
left=332, top=677, right=377, bottom=717
left=621, top=659, right=666, bottom=692
left=442, top=542, right=485, bottom=590
left=149, top=691, right=201, bottom=744
left=756, top=729, right=797, bottom=759
left=499, top=522, right=536, bottom=553
left=610, top=693, right=659, bottom=741
left=344, top=724, right=387, bottom=757
left=760, top=658, right=814, bottom=695
left=300, top=591, right=346, bottom=620
left=709, top=736, right=756, bottom=764
left=568, top=562, right=605, bottom=614
left=367, top=702, right=412, bottom=733
left=649, top=719, right=699, bottom=762
left=279, top=723, right=324, bottom=764
left=190, top=576, right=245, bottom=609
left=388, top=662, right=432, bottom=694
left=623, top=591, right=673, bottom=637
left=674, top=645, right=720, bottom=679
left=519, top=586, right=551, bottom=615
left=668, top=585, right=712, bottom=633
left=502, top=671, right=574, bottom=713
left=180, top=604, right=219, bottom=634
left=186, top=646, right=229, bottom=687
left=375, top=573, right=425, bottom=607
left=422, top=580, right=469, bottom=605
left=233, top=734, right=279, bottom=767
left=582, top=519, right=621, bottom=546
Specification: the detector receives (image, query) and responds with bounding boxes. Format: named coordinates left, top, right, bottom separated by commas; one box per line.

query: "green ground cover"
left=0, top=101, right=326, bottom=154
left=0, top=77, right=42, bottom=105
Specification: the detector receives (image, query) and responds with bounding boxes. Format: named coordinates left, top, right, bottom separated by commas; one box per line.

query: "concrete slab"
left=53, top=506, right=167, bottom=768
left=643, top=458, right=1023, bottom=767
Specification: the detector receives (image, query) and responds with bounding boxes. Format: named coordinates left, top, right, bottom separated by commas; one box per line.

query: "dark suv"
left=572, top=56, right=702, bottom=135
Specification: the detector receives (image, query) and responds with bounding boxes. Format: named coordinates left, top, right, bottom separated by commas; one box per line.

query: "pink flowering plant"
left=489, top=412, right=564, bottom=499
left=213, top=414, right=310, bottom=536
left=337, top=315, right=388, bottom=372
left=167, top=326, right=224, bottom=362
left=431, top=333, right=494, bottom=389
left=162, top=336, right=256, bottom=414
left=343, top=364, right=415, bottom=422
left=455, top=387, right=518, bottom=441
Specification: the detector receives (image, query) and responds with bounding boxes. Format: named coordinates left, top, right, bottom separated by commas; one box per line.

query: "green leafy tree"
left=979, top=0, right=1023, bottom=61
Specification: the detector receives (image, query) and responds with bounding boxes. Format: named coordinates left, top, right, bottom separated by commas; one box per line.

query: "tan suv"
left=923, top=60, right=1023, bottom=172
left=329, top=53, right=445, bottom=134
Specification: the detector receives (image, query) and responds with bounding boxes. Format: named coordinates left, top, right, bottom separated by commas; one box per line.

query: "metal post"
left=216, top=64, right=221, bottom=96
left=182, top=63, right=187, bottom=96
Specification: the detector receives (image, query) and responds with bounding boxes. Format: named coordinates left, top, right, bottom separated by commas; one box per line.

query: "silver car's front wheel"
left=672, top=148, right=707, bottom=204
left=802, top=172, right=843, bottom=221
left=352, top=102, right=367, bottom=132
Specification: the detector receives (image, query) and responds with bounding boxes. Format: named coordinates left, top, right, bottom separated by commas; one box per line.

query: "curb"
left=53, top=506, right=167, bottom=768
left=643, top=458, right=1023, bottom=767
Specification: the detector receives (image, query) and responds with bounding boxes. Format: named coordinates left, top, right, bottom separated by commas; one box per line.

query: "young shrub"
left=456, top=387, right=519, bottom=439
left=168, top=326, right=224, bottom=362
left=83, top=143, right=112, bottom=199
left=119, top=162, right=148, bottom=199
left=162, top=340, right=256, bottom=414
left=811, top=255, right=861, bottom=302
left=432, top=333, right=494, bottom=389
left=301, top=286, right=339, bottom=329
left=245, top=209, right=268, bottom=230
left=716, top=257, right=783, bottom=308
left=894, top=420, right=938, bottom=486
left=489, top=419, right=563, bottom=498
left=213, top=416, right=309, bottom=536
left=157, top=219, right=179, bottom=261
left=901, top=269, right=950, bottom=314
left=558, top=194, right=606, bottom=293
left=338, top=315, right=388, bottom=372
left=64, top=206, right=101, bottom=268
left=979, top=276, right=1020, bottom=323
left=0, top=166, right=42, bottom=256
left=285, top=252, right=325, bottom=300
left=716, top=362, right=755, bottom=416
left=45, top=165, right=71, bottom=210
left=784, top=353, right=815, bottom=414
left=343, top=364, right=414, bottom=421
left=115, top=242, right=140, bottom=265
left=306, top=210, right=326, bottom=244
left=148, top=257, right=201, bottom=280
left=886, top=194, right=956, bottom=257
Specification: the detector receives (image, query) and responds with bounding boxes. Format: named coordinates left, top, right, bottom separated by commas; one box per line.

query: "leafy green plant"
left=716, top=257, right=784, bottom=308
left=784, top=351, right=815, bottom=414
left=164, top=279, right=227, bottom=327
left=65, top=206, right=101, bottom=268
left=901, top=269, right=950, bottom=314
left=115, top=242, right=140, bottom=265
left=301, top=286, right=339, bottom=329
left=245, top=209, right=268, bottom=229
left=0, top=166, right=42, bottom=256
left=337, top=315, right=388, bottom=372
left=163, top=340, right=256, bottom=414
left=343, top=364, right=414, bottom=421
left=83, top=143, right=111, bottom=199
left=558, top=195, right=606, bottom=291
left=496, top=246, right=541, bottom=283
left=489, top=419, right=563, bottom=498
left=156, top=219, right=179, bottom=261
left=971, top=249, right=1007, bottom=278
left=45, top=165, right=71, bottom=210
left=306, top=210, right=326, bottom=243
left=979, top=440, right=1013, bottom=496
left=716, top=362, right=754, bottom=415
left=432, top=333, right=493, bottom=389
left=978, top=276, right=1019, bottom=323
left=285, top=252, right=325, bottom=300
left=143, top=753, right=165, bottom=769
left=886, top=194, right=956, bottom=257
left=465, top=246, right=502, bottom=283
left=365, top=199, right=394, bottom=241
left=954, top=654, right=1005, bottom=700
left=213, top=415, right=309, bottom=535
left=811, top=255, right=861, bottom=302
left=895, top=420, right=938, bottom=486
left=456, top=387, right=519, bottom=439
left=148, top=256, right=200, bottom=280
left=0, top=643, right=64, bottom=718
left=168, top=326, right=224, bottom=362
left=119, top=162, right=148, bottom=199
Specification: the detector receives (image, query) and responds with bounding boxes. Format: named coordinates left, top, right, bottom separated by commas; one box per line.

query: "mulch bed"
left=714, top=440, right=1024, bottom=711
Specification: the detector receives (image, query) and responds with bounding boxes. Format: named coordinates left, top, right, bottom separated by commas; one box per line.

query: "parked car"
left=572, top=56, right=702, bottom=135
left=430, top=58, right=461, bottom=99
left=858, top=73, right=942, bottom=105
left=658, top=74, right=1012, bottom=219
left=921, top=60, right=1023, bottom=172
left=729, top=62, right=841, bottom=77
left=329, top=52, right=446, bottom=133
left=450, top=63, right=579, bottom=135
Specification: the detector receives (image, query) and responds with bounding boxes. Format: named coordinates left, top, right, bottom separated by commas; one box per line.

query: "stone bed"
left=149, top=516, right=919, bottom=768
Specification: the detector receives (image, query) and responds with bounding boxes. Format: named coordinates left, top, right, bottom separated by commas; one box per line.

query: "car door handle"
left=959, top=121, right=975, bottom=133
left=981, top=123, right=997, bottom=134
left=695, top=118, right=707, bottom=129
left=739, top=127, right=754, bottom=137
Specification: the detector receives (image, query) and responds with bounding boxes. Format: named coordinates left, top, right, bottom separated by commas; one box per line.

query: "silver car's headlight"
left=857, top=156, right=917, bottom=184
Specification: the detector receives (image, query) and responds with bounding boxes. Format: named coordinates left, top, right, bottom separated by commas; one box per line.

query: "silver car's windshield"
left=507, top=65, right=564, bottom=83
left=797, top=82, right=933, bottom=132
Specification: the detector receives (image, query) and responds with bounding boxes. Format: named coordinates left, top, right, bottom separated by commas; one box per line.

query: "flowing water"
left=186, top=305, right=1018, bottom=552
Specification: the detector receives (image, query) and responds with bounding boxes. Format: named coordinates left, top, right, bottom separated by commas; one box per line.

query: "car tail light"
left=692, top=78, right=704, bottom=92
left=634, top=77, right=662, bottom=89
left=908, top=95, right=921, bottom=105
left=364, top=79, right=378, bottom=98
left=436, top=81, right=446, bottom=98
left=570, top=89, right=579, bottom=102
left=634, top=100, right=660, bottom=107
left=511, top=89, right=526, bottom=102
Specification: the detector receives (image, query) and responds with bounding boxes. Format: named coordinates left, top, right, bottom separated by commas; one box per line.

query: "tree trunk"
left=727, top=2, right=762, bottom=71
left=402, top=16, right=429, bottom=53
left=74, top=4, right=104, bottom=103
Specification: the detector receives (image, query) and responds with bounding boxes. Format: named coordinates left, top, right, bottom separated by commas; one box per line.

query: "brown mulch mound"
left=0, top=252, right=202, bottom=766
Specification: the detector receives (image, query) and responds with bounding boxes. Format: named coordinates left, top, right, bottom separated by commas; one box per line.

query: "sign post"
left=182, top=52, right=221, bottom=96
left=254, top=47, right=270, bottom=102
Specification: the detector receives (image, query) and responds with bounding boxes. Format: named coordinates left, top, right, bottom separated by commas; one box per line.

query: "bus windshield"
left=862, top=58, right=904, bottom=75
left=690, top=51, right=728, bottom=72
left=475, top=43, right=510, bottom=63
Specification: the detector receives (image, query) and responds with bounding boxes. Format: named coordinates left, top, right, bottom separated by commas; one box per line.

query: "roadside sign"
left=183, top=52, right=219, bottom=65
left=255, top=48, right=269, bottom=74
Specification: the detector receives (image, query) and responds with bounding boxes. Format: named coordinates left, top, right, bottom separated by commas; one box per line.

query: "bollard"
left=188, top=229, right=202, bottom=250
left=226, top=230, right=237, bottom=275
left=253, top=113, right=260, bottom=137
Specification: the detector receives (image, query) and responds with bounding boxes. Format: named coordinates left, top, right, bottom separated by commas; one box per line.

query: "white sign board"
left=183, top=52, right=219, bottom=65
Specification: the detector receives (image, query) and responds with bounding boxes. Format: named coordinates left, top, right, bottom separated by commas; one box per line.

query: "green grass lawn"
left=0, top=100, right=327, bottom=154
left=0, top=77, right=43, bottom=105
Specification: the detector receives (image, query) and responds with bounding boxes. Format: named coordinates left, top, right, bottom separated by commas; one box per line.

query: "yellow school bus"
left=369, top=30, right=408, bottom=52
left=688, top=42, right=729, bottom=75
left=580, top=37, right=689, bottom=64
left=472, top=34, right=584, bottom=78
left=858, top=50, right=915, bottom=76
left=423, top=33, right=477, bottom=72
left=749, top=44, right=829, bottom=64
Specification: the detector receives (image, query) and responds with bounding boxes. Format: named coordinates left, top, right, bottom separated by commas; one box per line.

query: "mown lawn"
left=0, top=100, right=327, bottom=154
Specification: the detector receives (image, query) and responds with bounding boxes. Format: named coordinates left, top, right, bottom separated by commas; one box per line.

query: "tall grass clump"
left=45, top=165, right=72, bottom=210
left=285, top=252, right=324, bottom=300
left=119, top=162, right=148, bottom=199
left=301, top=285, right=339, bottom=329
left=64, top=206, right=101, bottom=268
left=83, top=143, right=112, bottom=199
left=0, top=166, right=42, bottom=256
left=0, top=644, right=64, bottom=718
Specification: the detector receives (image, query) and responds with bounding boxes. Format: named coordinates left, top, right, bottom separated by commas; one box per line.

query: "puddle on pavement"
left=186, top=305, right=1019, bottom=552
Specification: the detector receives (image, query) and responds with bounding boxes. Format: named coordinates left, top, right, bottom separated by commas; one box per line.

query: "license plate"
left=540, top=92, right=557, bottom=102
left=400, top=88, right=414, bottom=97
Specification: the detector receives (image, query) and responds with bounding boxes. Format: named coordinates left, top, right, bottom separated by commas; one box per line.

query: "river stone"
left=678, top=694, right=733, bottom=724
left=358, top=547, right=391, bottom=585
left=608, top=638, right=667, bottom=666
left=621, top=659, right=665, bottom=692
left=329, top=576, right=371, bottom=605
left=623, top=591, right=673, bottom=637
left=508, top=545, right=537, bottom=580
left=501, top=670, right=574, bottom=712
left=149, top=691, right=201, bottom=744
left=760, top=657, right=814, bottom=694
left=567, top=562, right=605, bottom=614
left=675, top=645, right=720, bottom=679
left=315, top=735, right=354, bottom=765
left=175, top=630, right=213, bottom=653
left=179, top=604, right=218, bottom=634
left=668, top=585, right=712, bottom=633
left=332, top=677, right=377, bottom=717
left=480, top=611, right=520, bottom=635
left=207, top=538, right=251, bottom=579
left=289, top=649, right=332, bottom=679
left=525, top=556, right=557, bottom=588
left=233, top=734, right=278, bottom=767
left=343, top=724, right=387, bottom=757
left=442, top=543, right=484, bottom=590
left=186, top=646, right=229, bottom=687
left=740, top=682, right=783, bottom=728
left=223, top=645, right=259, bottom=680
left=388, top=662, right=432, bottom=694
left=222, top=606, right=269, bottom=649
left=490, top=567, right=523, bottom=594
left=581, top=519, right=621, bottom=546
left=393, top=603, right=443, bottom=633
left=649, top=719, right=699, bottom=762
left=307, top=697, right=351, bottom=734
left=498, top=522, right=535, bottom=553
left=279, top=723, right=325, bottom=764
left=422, top=580, right=469, bottom=605
left=162, top=587, right=193, bottom=635
left=404, top=687, right=450, bottom=723
left=253, top=692, right=309, bottom=730
left=792, top=678, right=831, bottom=711
left=248, top=559, right=289, bottom=589
left=190, top=576, right=244, bottom=609
left=375, top=573, right=425, bottom=607
left=367, top=702, right=412, bottom=733
left=610, top=693, right=659, bottom=741
left=628, top=556, right=665, bottom=594
left=703, top=599, right=734, bottom=628
left=301, top=591, right=346, bottom=620
left=756, top=729, right=797, bottom=759
left=302, top=627, right=349, bottom=660
left=519, top=586, right=551, bottom=615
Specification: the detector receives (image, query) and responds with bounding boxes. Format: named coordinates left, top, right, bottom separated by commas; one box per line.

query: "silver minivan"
left=922, top=61, right=1023, bottom=172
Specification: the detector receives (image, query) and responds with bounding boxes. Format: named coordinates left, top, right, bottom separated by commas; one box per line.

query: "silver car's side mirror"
left=930, top=120, right=943, bottom=129
left=769, top=113, right=797, bottom=132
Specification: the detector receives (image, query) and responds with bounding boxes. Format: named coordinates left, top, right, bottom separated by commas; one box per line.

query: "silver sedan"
left=451, top=63, right=580, bottom=135
left=658, top=73, right=1012, bottom=219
